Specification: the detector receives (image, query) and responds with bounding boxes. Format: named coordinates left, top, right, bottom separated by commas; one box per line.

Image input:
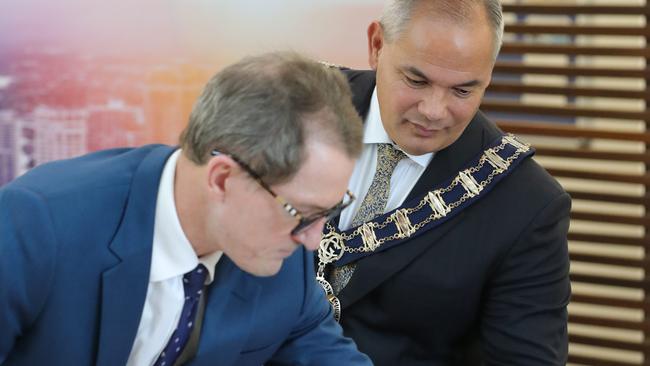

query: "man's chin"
left=396, top=136, right=446, bottom=155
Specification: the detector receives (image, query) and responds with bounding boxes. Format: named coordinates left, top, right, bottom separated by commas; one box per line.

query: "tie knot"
left=377, top=143, right=405, bottom=168
left=183, top=264, right=207, bottom=297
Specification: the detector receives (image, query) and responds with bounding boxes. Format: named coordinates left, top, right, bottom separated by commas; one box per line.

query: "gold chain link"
left=318, top=135, right=528, bottom=263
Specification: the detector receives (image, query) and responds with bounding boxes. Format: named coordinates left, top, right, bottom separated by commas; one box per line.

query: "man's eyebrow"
left=404, top=66, right=482, bottom=88
left=454, top=79, right=481, bottom=88
left=297, top=202, right=330, bottom=214
left=404, top=66, right=429, bottom=81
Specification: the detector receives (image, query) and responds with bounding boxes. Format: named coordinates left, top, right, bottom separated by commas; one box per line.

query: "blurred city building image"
left=0, top=0, right=379, bottom=185
left=0, top=49, right=221, bottom=184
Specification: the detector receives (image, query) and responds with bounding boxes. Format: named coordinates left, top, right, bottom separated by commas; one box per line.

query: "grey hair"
left=379, top=0, right=504, bottom=60
left=179, top=51, right=363, bottom=185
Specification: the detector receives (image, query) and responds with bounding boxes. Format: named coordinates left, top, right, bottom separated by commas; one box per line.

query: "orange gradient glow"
left=0, top=1, right=382, bottom=185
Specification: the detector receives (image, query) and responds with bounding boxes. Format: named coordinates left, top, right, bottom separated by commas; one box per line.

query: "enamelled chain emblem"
left=315, top=134, right=532, bottom=322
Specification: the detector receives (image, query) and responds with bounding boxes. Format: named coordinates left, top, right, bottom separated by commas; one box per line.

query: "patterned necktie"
left=329, top=143, right=405, bottom=295
left=154, top=264, right=207, bottom=366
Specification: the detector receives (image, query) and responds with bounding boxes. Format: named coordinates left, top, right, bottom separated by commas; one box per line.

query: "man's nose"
left=417, top=87, right=447, bottom=121
left=290, top=217, right=328, bottom=251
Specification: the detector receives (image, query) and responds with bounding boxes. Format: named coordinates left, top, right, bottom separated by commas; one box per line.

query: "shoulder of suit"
left=7, top=145, right=166, bottom=199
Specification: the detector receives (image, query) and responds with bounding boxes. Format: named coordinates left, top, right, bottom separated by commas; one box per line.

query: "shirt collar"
left=364, top=87, right=434, bottom=168
left=150, top=149, right=222, bottom=284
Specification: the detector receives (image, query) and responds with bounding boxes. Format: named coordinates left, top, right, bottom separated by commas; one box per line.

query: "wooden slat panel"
left=500, top=5, right=650, bottom=362
left=570, top=253, right=647, bottom=267
left=494, top=62, right=649, bottom=78
left=570, top=274, right=647, bottom=290
left=483, top=100, right=650, bottom=120
left=570, top=334, right=647, bottom=352
left=568, top=233, right=646, bottom=246
left=567, top=191, right=649, bottom=206
left=570, top=212, right=650, bottom=226
left=503, top=5, right=649, bottom=16
left=500, top=42, right=649, bottom=57
left=497, top=121, right=650, bottom=142
left=548, top=168, right=650, bottom=185
left=570, top=315, right=649, bottom=332
left=571, top=294, right=650, bottom=311
left=505, top=24, right=650, bottom=36
left=535, top=148, right=650, bottom=163
left=487, top=81, right=648, bottom=99
left=568, top=355, right=642, bottom=366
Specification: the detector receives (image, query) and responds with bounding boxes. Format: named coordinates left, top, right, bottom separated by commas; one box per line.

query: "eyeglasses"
left=211, top=150, right=355, bottom=235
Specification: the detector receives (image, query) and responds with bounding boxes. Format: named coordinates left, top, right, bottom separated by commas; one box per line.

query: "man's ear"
left=368, top=21, right=384, bottom=70
left=206, top=154, right=236, bottom=199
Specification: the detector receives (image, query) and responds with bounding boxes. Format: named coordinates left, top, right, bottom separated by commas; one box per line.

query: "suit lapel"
left=339, top=215, right=462, bottom=308
left=95, top=146, right=175, bottom=366
left=338, top=71, right=494, bottom=309
left=191, top=257, right=261, bottom=366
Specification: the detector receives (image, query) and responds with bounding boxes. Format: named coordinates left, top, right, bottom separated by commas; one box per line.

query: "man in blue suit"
left=0, top=52, right=371, bottom=365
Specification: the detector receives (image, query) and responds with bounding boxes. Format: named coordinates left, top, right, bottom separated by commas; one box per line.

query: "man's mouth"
left=407, top=120, right=443, bottom=137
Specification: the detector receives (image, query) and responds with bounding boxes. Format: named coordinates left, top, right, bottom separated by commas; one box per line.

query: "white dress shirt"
left=339, top=87, right=434, bottom=231
left=126, top=149, right=223, bottom=366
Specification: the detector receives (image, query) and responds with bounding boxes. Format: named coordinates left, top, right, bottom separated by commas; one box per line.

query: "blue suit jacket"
left=0, top=145, right=370, bottom=366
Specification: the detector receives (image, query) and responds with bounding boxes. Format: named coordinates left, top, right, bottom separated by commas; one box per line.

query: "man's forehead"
left=394, top=4, right=497, bottom=62
left=387, top=19, right=494, bottom=84
left=413, top=0, right=491, bottom=31
left=272, top=144, right=353, bottom=213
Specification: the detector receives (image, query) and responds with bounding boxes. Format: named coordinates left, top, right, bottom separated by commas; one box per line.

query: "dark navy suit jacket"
left=336, top=70, right=571, bottom=366
left=0, top=145, right=370, bottom=366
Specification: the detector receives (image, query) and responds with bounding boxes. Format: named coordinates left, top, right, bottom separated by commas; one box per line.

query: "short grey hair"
left=179, top=51, right=363, bottom=185
left=380, top=0, right=504, bottom=60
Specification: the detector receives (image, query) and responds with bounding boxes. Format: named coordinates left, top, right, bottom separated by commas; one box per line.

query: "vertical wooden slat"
left=643, top=1, right=650, bottom=364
